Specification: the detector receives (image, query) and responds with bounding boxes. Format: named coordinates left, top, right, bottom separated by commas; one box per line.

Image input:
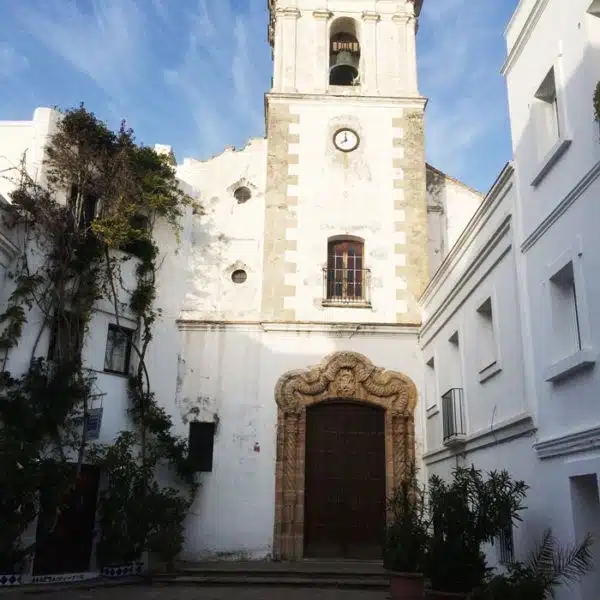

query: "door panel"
left=304, top=402, right=386, bottom=559
left=33, top=465, right=100, bottom=575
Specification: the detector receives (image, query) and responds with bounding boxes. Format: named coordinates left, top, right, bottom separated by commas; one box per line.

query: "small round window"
left=234, top=186, right=251, bottom=204
left=231, top=269, right=248, bottom=284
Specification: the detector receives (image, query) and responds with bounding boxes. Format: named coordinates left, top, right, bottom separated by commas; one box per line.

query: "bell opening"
left=329, top=65, right=359, bottom=86
left=329, top=26, right=360, bottom=87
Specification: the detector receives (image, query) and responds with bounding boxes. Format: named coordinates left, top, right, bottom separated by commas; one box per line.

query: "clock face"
left=333, top=128, right=360, bottom=152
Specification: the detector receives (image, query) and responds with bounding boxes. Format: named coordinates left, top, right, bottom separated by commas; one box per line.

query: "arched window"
left=325, top=238, right=368, bottom=304
left=329, top=18, right=360, bottom=86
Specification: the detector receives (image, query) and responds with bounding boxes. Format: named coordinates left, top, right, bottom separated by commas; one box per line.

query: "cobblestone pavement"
left=12, top=585, right=390, bottom=600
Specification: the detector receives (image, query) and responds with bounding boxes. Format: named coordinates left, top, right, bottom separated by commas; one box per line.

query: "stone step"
left=152, top=575, right=391, bottom=589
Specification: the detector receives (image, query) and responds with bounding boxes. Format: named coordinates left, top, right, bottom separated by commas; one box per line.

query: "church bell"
left=329, top=50, right=359, bottom=86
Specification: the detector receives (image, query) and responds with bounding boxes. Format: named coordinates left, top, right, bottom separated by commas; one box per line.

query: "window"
left=476, top=297, right=501, bottom=382
left=189, top=421, right=216, bottom=472
left=104, top=324, right=133, bottom=375
left=231, top=269, right=247, bottom=284
left=234, top=187, right=251, bottom=204
left=549, top=261, right=581, bottom=360
left=442, top=388, right=465, bottom=444
left=496, top=524, right=515, bottom=565
left=329, top=19, right=360, bottom=86
left=544, top=246, right=596, bottom=382
left=324, top=238, right=369, bottom=305
left=69, top=184, right=98, bottom=230
left=533, top=68, right=560, bottom=160
left=425, top=357, right=437, bottom=414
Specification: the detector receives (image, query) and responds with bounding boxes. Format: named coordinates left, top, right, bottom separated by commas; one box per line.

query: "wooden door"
left=304, top=402, right=386, bottom=559
left=33, top=465, right=100, bottom=575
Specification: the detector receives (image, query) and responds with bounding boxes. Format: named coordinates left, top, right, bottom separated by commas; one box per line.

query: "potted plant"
left=383, top=465, right=429, bottom=599
left=424, top=466, right=528, bottom=599
left=470, top=529, right=594, bottom=600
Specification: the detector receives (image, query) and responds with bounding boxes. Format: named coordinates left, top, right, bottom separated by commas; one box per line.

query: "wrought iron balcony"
left=322, top=267, right=372, bottom=307
left=442, top=388, right=466, bottom=446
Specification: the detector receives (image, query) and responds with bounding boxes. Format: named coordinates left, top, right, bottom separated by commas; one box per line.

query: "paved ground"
left=11, top=585, right=390, bottom=600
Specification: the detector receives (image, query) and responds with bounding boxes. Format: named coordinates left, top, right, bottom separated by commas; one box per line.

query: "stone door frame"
left=273, top=351, right=418, bottom=560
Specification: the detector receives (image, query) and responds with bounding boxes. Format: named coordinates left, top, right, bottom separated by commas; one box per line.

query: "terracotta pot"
left=424, top=590, right=466, bottom=600
left=389, top=572, right=425, bottom=599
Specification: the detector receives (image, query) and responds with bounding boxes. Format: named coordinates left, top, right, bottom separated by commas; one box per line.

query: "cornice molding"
left=521, top=158, right=600, bottom=252
left=420, top=163, right=514, bottom=305
left=502, top=0, right=551, bottom=76
left=266, top=91, right=427, bottom=109
left=176, top=319, right=421, bottom=336
left=424, top=413, right=535, bottom=466
left=362, top=11, right=381, bottom=23
left=276, top=7, right=301, bottom=19
left=313, top=9, right=332, bottom=20
left=419, top=215, right=513, bottom=342
left=534, top=425, right=600, bottom=459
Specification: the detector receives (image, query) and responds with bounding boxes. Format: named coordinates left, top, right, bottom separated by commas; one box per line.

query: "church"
left=2, top=1, right=600, bottom=595
left=170, top=0, right=481, bottom=561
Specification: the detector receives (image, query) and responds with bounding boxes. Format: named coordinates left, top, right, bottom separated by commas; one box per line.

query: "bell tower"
left=267, top=0, right=422, bottom=96
left=261, top=0, right=428, bottom=325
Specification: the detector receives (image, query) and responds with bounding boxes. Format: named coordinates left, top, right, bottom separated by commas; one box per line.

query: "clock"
left=333, top=128, right=360, bottom=153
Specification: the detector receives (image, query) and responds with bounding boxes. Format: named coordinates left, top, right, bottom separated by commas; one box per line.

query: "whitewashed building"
left=5, top=0, right=600, bottom=596
left=0, top=0, right=485, bottom=574
left=421, top=1, right=600, bottom=599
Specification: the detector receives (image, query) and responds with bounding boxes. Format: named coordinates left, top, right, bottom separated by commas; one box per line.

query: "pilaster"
left=313, top=9, right=333, bottom=93
left=277, top=8, right=301, bottom=93
left=361, top=11, right=381, bottom=92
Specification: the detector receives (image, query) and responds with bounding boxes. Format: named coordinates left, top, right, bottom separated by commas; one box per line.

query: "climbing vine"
left=0, top=105, right=198, bottom=572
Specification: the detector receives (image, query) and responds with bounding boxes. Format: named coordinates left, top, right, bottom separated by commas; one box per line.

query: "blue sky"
left=0, top=0, right=518, bottom=193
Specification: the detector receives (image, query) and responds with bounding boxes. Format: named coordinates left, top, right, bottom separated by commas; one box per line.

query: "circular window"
left=234, top=186, right=252, bottom=204
left=231, top=269, right=248, bottom=284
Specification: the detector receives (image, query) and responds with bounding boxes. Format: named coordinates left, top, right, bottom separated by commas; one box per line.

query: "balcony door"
left=327, top=239, right=364, bottom=303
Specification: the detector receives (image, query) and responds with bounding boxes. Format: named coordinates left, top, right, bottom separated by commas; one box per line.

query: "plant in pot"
left=470, top=529, right=594, bottom=600
left=424, top=466, right=528, bottom=599
left=383, top=464, right=430, bottom=600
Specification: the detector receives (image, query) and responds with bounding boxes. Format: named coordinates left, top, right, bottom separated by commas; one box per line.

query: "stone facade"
left=273, top=351, right=417, bottom=559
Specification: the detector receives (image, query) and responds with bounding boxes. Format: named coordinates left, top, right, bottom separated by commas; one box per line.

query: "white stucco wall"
left=174, top=325, right=424, bottom=560
left=0, top=107, right=59, bottom=200
left=176, top=140, right=267, bottom=321
left=420, top=166, right=530, bottom=458
left=504, top=0, right=600, bottom=238
left=426, top=165, right=483, bottom=275
left=283, top=99, right=415, bottom=323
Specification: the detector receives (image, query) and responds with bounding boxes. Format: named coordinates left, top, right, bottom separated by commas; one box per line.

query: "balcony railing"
left=322, top=267, right=372, bottom=306
left=442, top=388, right=466, bottom=445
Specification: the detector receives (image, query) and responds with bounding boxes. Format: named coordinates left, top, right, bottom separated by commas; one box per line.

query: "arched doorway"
left=273, top=352, right=417, bottom=560
left=304, top=401, right=386, bottom=559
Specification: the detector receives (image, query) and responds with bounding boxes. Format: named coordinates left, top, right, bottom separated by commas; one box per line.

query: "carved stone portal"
left=273, top=351, right=417, bottom=560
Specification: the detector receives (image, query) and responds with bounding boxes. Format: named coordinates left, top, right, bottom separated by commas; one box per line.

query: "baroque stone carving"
left=275, top=351, right=416, bottom=416
left=273, top=351, right=418, bottom=560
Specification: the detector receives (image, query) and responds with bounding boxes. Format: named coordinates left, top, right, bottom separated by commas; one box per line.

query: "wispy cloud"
left=0, top=43, right=28, bottom=79
left=164, top=0, right=269, bottom=156
left=1, top=0, right=515, bottom=191
left=12, top=0, right=146, bottom=100
left=418, top=0, right=517, bottom=190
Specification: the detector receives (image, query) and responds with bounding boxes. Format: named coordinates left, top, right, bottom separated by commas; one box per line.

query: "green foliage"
left=471, top=530, right=594, bottom=600
left=383, top=464, right=429, bottom=574
left=426, top=466, right=528, bottom=593
left=91, top=432, right=191, bottom=567
left=0, top=104, right=198, bottom=571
